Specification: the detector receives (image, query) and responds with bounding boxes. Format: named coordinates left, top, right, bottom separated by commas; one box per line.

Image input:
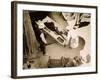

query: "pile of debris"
left=48, top=55, right=90, bottom=68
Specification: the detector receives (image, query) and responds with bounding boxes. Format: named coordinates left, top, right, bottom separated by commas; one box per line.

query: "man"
left=35, top=20, right=47, bottom=55
left=29, top=11, right=48, bottom=55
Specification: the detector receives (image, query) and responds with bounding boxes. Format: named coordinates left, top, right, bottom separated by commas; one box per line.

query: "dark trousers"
left=39, top=42, right=46, bottom=55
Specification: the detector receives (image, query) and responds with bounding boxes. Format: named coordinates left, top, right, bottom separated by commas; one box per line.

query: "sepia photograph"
left=23, top=11, right=91, bottom=69
left=11, top=1, right=97, bottom=78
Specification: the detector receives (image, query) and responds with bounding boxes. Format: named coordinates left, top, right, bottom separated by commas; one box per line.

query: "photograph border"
left=11, top=1, right=98, bottom=78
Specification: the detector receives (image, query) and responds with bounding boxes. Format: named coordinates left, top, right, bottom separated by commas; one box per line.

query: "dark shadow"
left=78, top=36, right=85, bottom=50
left=79, top=22, right=90, bottom=28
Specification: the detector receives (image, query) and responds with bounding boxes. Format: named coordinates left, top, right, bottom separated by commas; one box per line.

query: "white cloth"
left=70, top=29, right=79, bottom=48
left=67, top=19, right=76, bottom=30
left=65, top=17, right=79, bottom=48
left=40, top=33, right=47, bottom=44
